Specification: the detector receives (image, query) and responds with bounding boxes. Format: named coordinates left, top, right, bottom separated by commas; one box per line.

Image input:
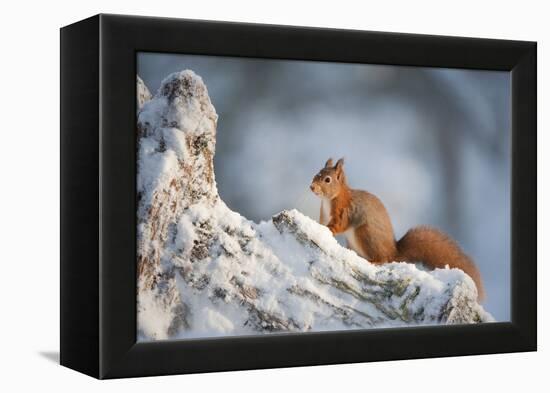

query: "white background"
left=0, top=0, right=546, bottom=391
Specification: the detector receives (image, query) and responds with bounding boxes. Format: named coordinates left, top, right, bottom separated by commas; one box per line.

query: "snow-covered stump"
left=136, top=70, right=493, bottom=340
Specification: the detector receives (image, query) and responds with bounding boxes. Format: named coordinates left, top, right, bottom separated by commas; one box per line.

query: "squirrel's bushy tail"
left=396, top=226, right=485, bottom=301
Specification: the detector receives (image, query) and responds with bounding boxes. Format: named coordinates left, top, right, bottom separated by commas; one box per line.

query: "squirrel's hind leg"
left=353, top=224, right=396, bottom=264
left=344, top=227, right=370, bottom=261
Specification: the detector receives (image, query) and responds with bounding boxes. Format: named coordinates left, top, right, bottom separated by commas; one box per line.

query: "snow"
left=136, top=75, right=152, bottom=110
left=137, top=285, right=177, bottom=341
left=136, top=70, right=493, bottom=341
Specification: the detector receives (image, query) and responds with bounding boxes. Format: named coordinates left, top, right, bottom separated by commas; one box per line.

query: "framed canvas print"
left=60, top=14, right=536, bottom=379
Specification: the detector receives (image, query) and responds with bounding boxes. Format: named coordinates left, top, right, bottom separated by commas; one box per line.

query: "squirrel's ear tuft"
left=335, top=158, right=345, bottom=180
left=335, top=158, right=345, bottom=172
left=324, top=158, right=333, bottom=168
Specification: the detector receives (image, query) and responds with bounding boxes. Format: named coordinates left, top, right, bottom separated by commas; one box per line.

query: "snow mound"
left=136, top=70, right=493, bottom=340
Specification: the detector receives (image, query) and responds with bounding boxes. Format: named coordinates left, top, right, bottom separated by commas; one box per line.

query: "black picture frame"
left=60, top=14, right=537, bottom=379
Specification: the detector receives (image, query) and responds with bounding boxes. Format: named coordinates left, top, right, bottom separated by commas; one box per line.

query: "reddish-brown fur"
left=396, top=227, right=485, bottom=300
left=327, top=186, right=352, bottom=234
left=310, top=158, right=485, bottom=301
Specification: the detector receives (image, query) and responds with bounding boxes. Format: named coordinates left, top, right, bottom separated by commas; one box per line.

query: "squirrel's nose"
left=310, top=184, right=316, bottom=192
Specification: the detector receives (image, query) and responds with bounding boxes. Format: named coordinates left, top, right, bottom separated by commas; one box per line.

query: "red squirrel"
left=310, top=158, right=485, bottom=301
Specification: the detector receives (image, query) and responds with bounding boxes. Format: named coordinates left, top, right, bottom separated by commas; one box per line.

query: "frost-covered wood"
left=136, top=75, right=152, bottom=111
left=136, top=70, right=493, bottom=340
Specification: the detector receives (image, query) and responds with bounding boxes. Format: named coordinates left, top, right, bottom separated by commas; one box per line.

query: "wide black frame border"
left=61, top=14, right=536, bottom=379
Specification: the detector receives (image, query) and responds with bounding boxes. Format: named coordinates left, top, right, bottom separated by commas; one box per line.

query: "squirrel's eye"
left=324, top=177, right=331, bottom=183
